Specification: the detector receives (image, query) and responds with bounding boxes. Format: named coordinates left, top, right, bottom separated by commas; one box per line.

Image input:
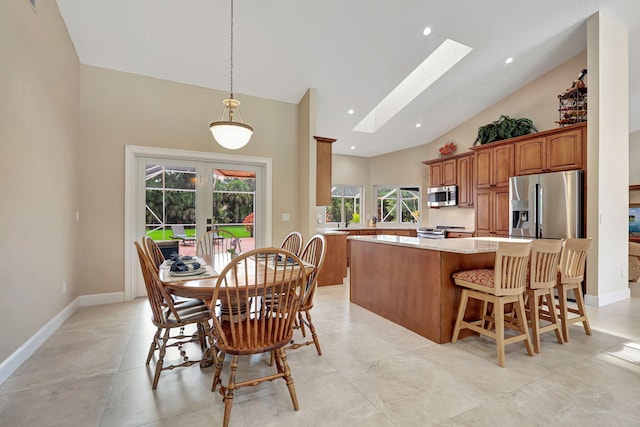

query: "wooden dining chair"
left=289, top=234, right=326, bottom=355
left=143, top=235, right=165, bottom=270
left=451, top=241, right=534, bottom=367
left=209, top=247, right=306, bottom=427
left=525, top=239, right=564, bottom=353
left=556, top=237, right=593, bottom=342
left=280, top=231, right=304, bottom=256
left=134, top=242, right=212, bottom=389
left=197, top=229, right=241, bottom=257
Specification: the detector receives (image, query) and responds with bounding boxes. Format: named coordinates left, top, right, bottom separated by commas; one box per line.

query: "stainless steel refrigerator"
left=509, top=170, right=584, bottom=239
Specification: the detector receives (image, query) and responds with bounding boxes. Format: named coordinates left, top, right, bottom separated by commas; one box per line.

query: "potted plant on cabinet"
left=473, top=115, right=537, bottom=146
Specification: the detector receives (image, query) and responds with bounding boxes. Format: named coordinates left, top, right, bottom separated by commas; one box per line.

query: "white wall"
left=586, top=12, right=630, bottom=305
left=0, top=1, right=80, bottom=365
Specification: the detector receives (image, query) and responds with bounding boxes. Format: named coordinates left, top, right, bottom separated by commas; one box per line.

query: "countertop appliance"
left=417, top=225, right=466, bottom=239
left=509, top=170, right=584, bottom=239
left=427, top=185, right=457, bottom=207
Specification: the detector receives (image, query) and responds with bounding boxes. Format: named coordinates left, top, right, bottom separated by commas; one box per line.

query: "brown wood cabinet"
left=317, top=232, right=347, bottom=286
left=474, top=143, right=514, bottom=189
left=447, top=231, right=474, bottom=238
left=345, top=228, right=417, bottom=265
left=314, top=136, right=336, bottom=206
left=456, top=153, right=474, bottom=207
left=429, top=158, right=456, bottom=186
left=514, top=126, right=584, bottom=175
left=475, top=187, right=509, bottom=237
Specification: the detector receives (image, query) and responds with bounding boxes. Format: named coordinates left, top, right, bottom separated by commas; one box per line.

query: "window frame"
left=374, top=185, right=421, bottom=224
left=324, top=184, right=363, bottom=226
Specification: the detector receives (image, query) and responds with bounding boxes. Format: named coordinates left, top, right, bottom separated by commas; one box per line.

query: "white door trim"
left=124, top=145, right=273, bottom=301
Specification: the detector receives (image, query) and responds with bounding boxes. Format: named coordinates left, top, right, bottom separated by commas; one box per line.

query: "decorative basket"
left=438, top=141, right=457, bottom=157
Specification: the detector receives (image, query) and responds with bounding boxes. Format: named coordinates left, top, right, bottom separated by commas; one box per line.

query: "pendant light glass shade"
left=209, top=98, right=253, bottom=149
left=210, top=0, right=253, bottom=150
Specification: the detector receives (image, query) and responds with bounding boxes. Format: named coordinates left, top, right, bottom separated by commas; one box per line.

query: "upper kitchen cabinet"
left=473, top=143, right=514, bottom=188
left=514, top=123, right=585, bottom=176
left=456, top=153, right=474, bottom=207
left=315, top=136, right=336, bottom=206
left=427, top=157, right=456, bottom=186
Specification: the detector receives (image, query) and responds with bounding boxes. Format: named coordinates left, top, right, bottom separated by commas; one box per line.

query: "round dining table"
left=159, top=253, right=314, bottom=301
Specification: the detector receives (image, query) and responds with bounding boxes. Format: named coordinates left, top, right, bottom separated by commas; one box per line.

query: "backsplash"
left=425, top=206, right=475, bottom=229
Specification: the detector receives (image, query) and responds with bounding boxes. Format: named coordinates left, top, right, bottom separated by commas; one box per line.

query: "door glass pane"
left=145, top=164, right=196, bottom=256
left=212, top=169, right=256, bottom=252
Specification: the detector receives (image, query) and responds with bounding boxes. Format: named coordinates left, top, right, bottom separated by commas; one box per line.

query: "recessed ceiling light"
left=350, top=145, right=356, bottom=150
left=505, top=57, right=514, bottom=64
left=423, top=27, right=432, bottom=36
left=348, top=109, right=355, bottom=115
left=354, top=39, right=473, bottom=134
left=416, top=123, right=422, bottom=128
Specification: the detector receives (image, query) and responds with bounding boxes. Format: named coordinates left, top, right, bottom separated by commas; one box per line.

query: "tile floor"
left=1, top=279, right=640, bottom=426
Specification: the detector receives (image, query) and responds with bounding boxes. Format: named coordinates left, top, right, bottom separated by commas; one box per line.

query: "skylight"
left=353, top=39, right=472, bottom=134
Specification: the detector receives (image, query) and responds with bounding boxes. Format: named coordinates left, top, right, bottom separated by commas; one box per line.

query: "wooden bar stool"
left=451, top=241, right=534, bottom=367
left=556, top=237, right=593, bottom=342
left=525, top=239, right=564, bottom=353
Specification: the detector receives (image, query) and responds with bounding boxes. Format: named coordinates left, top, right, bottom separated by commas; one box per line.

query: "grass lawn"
left=146, top=225, right=251, bottom=241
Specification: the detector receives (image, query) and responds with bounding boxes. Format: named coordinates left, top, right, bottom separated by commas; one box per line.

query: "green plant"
left=351, top=213, right=360, bottom=223
left=473, top=115, right=537, bottom=146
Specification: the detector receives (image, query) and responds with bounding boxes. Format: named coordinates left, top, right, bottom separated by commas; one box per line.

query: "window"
left=375, top=185, right=420, bottom=224
left=325, top=185, right=362, bottom=225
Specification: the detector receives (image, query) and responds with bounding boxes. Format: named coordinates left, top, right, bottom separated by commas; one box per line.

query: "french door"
left=132, top=154, right=267, bottom=298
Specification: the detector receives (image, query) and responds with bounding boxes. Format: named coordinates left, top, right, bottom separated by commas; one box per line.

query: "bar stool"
left=525, top=239, right=564, bottom=353
left=451, top=241, right=533, bottom=367
left=556, top=237, right=592, bottom=342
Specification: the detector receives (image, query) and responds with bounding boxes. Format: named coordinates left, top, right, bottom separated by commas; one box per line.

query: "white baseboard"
left=0, top=297, right=80, bottom=385
left=585, top=287, right=631, bottom=307
left=0, top=291, right=126, bottom=386
left=79, top=292, right=125, bottom=306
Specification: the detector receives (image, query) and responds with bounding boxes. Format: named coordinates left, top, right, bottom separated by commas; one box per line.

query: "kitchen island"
left=349, top=235, right=500, bottom=344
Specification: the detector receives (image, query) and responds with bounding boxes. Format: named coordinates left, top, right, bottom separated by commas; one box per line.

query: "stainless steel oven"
left=417, top=226, right=466, bottom=239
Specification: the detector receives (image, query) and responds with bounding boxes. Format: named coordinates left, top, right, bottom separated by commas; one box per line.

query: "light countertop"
left=317, top=230, right=349, bottom=236
left=319, top=225, right=418, bottom=232
left=347, top=235, right=531, bottom=254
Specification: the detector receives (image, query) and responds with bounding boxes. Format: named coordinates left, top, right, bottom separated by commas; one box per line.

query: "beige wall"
left=78, top=66, right=300, bottom=295
left=0, top=1, right=80, bottom=363
left=297, top=89, right=317, bottom=238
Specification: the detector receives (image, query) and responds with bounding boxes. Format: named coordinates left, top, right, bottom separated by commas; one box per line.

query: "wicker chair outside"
left=197, top=229, right=241, bottom=257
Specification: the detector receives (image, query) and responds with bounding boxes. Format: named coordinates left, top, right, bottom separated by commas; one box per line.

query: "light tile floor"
left=1, top=279, right=640, bottom=426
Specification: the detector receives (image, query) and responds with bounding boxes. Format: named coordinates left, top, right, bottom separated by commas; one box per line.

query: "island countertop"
left=346, top=235, right=529, bottom=254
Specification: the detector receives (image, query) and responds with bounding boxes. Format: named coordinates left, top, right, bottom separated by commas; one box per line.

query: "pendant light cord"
left=229, top=0, right=234, bottom=100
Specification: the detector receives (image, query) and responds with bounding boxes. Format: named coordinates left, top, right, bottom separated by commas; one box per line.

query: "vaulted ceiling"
left=56, top=0, right=640, bottom=157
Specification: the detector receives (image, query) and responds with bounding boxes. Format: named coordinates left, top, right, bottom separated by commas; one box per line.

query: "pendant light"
left=209, top=0, right=253, bottom=149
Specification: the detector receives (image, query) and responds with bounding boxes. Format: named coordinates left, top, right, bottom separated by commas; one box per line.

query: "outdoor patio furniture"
left=170, top=225, right=196, bottom=245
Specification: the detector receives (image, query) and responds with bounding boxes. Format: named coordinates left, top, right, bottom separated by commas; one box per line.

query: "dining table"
left=159, top=253, right=315, bottom=301
left=158, top=251, right=314, bottom=366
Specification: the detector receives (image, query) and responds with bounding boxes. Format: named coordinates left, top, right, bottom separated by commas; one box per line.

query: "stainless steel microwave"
left=427, top=185, right=457, bottom=207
